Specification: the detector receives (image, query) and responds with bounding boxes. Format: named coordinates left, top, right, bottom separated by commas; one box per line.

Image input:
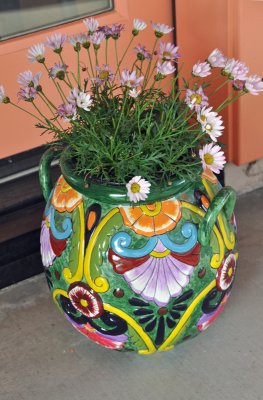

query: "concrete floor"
left=1, top=188, right=263, bottom=400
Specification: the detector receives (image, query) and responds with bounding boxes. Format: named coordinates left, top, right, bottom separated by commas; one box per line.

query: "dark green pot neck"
left=60, top=148, right=201, bottom=205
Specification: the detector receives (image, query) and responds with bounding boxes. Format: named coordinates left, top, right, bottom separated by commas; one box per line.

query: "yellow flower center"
left=99, top=70, right=109, bottom=80
left=163, top=51, right=171, bottom=58
left=131, top=182, right=141, bottom=193
left=200, top=115, right=206, bottom=122
left=80, top=299, right=89, bottom=307
left=204, top=153, right=214, bottom=165
left=45, top=219, right=50, bottom=228
left=190, top=93, right=202, bottom=104
left=205, top=123, right=213, bottom=132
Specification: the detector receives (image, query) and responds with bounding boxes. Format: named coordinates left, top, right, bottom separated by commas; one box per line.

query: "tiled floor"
left=1, top=188, right=262, bottom=400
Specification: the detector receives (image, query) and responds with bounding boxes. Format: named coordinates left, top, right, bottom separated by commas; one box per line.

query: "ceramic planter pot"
left=39, top=147, right=237, bottom=354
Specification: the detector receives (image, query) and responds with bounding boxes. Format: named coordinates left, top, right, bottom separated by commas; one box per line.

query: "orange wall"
left=0, top=0, right=173, bottom=159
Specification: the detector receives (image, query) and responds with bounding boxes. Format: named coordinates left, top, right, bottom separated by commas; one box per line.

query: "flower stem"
left=105, top=39, right=109, bottom=65
left=143, top=37, right=159, bottom=89
left=38, top=92, right=63, bottom=129
left=59, top=53, right=73, bottom=88
left=77, top=51, right=81, bottom=90
left=208, top=78, right=229, bottom=96
left=87, top=48, right=95, bottom=76
left=43, top=62, right=65, bottom=103
left=10, top=102, right=44, bottom=123
left=119, top=35, right=134, bottom=67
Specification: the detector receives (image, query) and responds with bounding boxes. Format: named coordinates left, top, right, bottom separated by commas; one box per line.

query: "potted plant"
left=1, top=17, right=262, bottom=354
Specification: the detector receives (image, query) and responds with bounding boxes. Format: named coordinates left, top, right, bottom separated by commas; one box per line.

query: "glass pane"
left=0, top=0, right=113, bottom=40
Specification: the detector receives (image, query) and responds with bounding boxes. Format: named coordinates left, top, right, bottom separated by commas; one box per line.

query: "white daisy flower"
left=0, top=85, right=7, bottom=103
left=126, top=176, right=151, bottom=203
left=197, top=106, right=217, bottom=123
left=27, top=43, right=45, bottom=63
left=198, top=107, right=224, bottom=142
left=199, top=143, right=226, bottom=174
left=245, top=75, right=263, bottom=95
left=192, top=61, right=211, bottom=77
left=207, top=48, right=226, bottom=68
left=223, top=58, right=249, bottom=81
left=68, top=88, right=93, bottom=111
left=133, top=18, right=147, bottom=35
left=83, top=17, right=99, bottom=33
left=151, top=22, right=174, bottom=37
left=128, top=88, right=140, bottom=98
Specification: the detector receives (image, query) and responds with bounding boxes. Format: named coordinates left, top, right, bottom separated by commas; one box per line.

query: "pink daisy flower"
left=185, top=86, right=209, bottom=112
left=120, top=70, right=144, bottom=88
left=156, top=61, right=176, bottom=77
left=192, top=61, right=211, bottom=77
left=46, top=33, right=67, bottom=53
left=151, top=21, right=174, bottom=37
left=245, top=75, right=263, bottom=95
left=17, top=70, right=42, bottom=88
left=158, top=42, right=180, bottom=61
left=83, top=17, right=99, bottom=33
left=27, top=43, right=45, bottom=63
left=207, top=48, right=226, bottom=68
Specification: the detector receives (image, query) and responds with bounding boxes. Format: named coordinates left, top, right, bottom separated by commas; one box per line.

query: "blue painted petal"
left=50, top=206, right=72, bottom=240
left=111, top=232, right=158, bottom=258
left=158, top=222, right=198, bottom=253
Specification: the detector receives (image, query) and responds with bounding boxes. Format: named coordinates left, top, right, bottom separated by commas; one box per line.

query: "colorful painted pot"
left=39, top=147, right=237, bottom=354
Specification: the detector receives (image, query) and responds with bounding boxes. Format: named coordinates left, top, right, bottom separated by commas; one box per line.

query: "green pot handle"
left=198, top=186, right=236, bottom=246
left=39, top=147, right=60, bottom=202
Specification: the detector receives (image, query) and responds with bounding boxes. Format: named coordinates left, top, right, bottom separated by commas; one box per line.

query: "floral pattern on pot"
left=216, top=253, right=237, bottom=291
left=109, top=240, right=200, bottom=306
left=52, top=175, right=82, bottom=212
left=40, top=213, right=67, bottom=268
left=68, top=282, right=104, bottom=318
left=41, top=169, right=238, bottom=354
left=119, top=200, right=181, bottom=237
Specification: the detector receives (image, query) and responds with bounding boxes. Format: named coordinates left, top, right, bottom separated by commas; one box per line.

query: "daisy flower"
left=197, top=106, right=217, bottom=124
left=17, top=87, right=38, bottom=102
left=69, top=34, right=85, bottom=51
left=49, top=63, right=68, bottom=80
left=199, top=110, right=224, bottom=142
left=223, top=58, right=249, bottom=81
left=67, top=88, right=93, bottom=111
left=134, top=44, right=151, bottom=60
left=151, top=22, right=174, bottom=37
left=46, top=33, right=67, bottom=53
left=192, top=61, right=211, bottom=77
left=126, top=176, right=151, bottom=203
left=109, top=23, right=124, bottom=40
left=57, top=102, right=77, bottom=122
left=17, top=70, right=42, bottom=88
left=120, top=70, right=144, bottom=88
left=89, top=31, right=105, bottom=48
left=92, top=65, right=114, bottom=85
left=185, top=86, right=209, bottom=112
left=133, top=18, right=147, bottom=35
left=245, top=75, right=263, bottom=95
left=128, top=88, right=140, bottom=98
left=158, top=42, right=180, bottom=61
left=27, top=43, right=45, bottom=63
left=207, top=48, right=226, bottom=68
left=156, top=61, right=176, bottom=77
left=199, top=143, right=226, bottom=174
left=83, top=17, right=99, bottom=33
left=0, top=86, right=9, bottom=103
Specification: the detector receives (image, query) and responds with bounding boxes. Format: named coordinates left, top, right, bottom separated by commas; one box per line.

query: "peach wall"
left=0, top=0, right=173, bottom=158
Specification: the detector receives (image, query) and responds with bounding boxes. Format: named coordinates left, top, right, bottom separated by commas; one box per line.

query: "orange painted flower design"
left=52, top=175, right=82, bottom=212
left=119, top=200, right=181, bottom=237
left=201, top=166, right=218, bottom=184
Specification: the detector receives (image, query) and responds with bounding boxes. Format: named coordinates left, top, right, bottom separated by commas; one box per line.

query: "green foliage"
left=56, top=87, right=203, bottom=184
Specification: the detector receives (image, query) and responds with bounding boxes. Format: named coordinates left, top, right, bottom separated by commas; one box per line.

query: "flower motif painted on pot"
left=119, top=199, right=181, bottom=237
left=52, top=175, right=82, bottom=212
left=109, top=238, right=200, bottom=306
left=40, top=213, right=67, bottom=268
left=216, top=253, right=237, bottom=291
left=68, top=283, right=104, bottom=318
left=129, top=290, right=193, bottom=346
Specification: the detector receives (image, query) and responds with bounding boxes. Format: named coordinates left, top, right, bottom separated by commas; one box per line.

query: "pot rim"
left=60, top=147, right=202, bottom=205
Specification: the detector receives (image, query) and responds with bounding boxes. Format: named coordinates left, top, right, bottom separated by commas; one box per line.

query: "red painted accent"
left=108, top=248, right=150, bottom=274
left=170, top=243, right=201, bottom=267
left=50, top=232, right=67, bottom=256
